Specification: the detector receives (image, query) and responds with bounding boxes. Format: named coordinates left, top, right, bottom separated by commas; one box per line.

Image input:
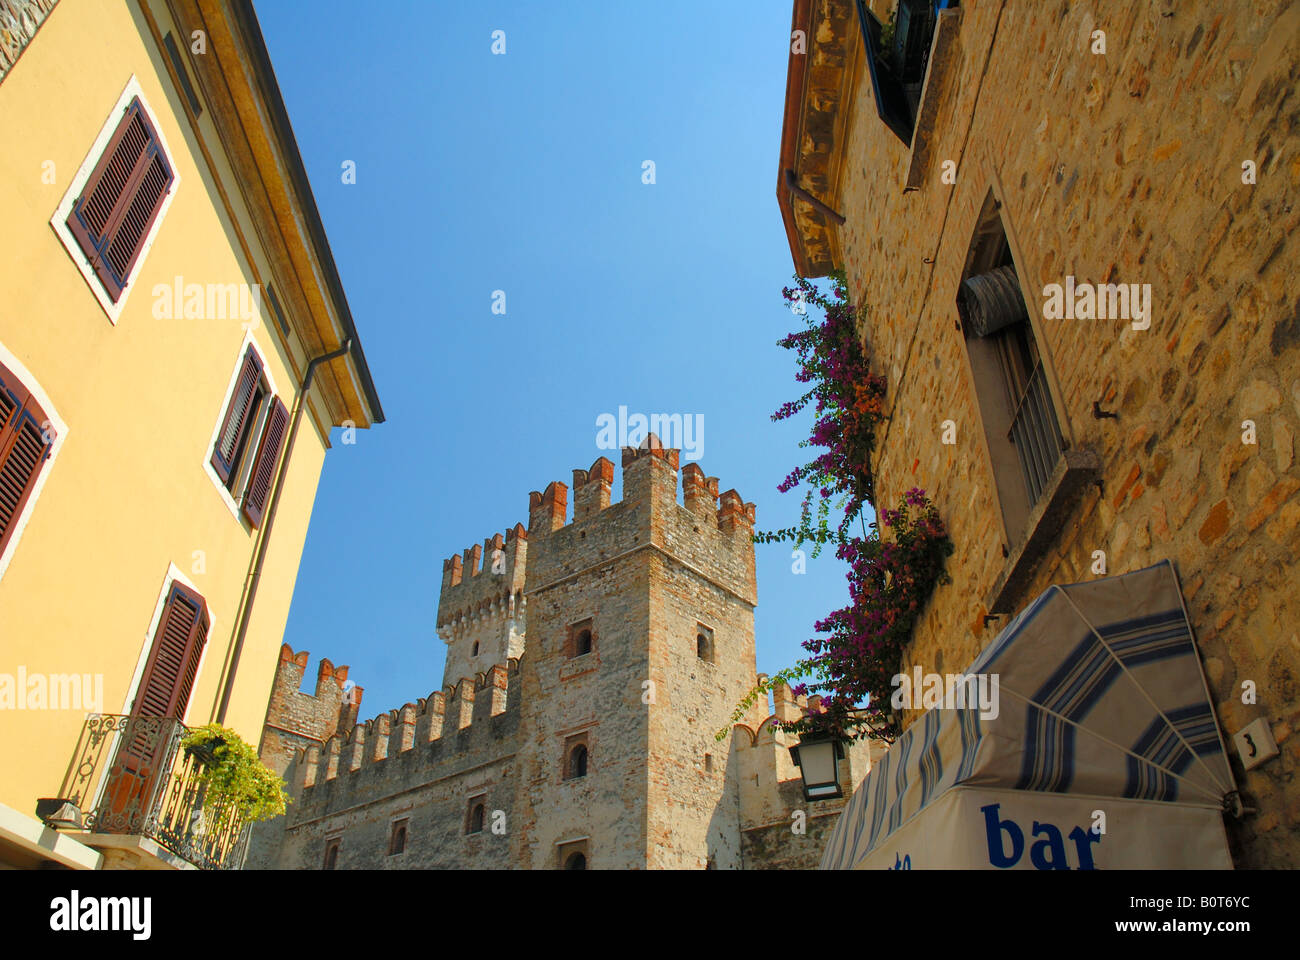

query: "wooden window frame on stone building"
left=565, top=618, right=595, bottom=660
left=388, top=818, right=409, bottom=856
left=465, top=795, right=486, bottom=835
left=853, top=0, right=962, bottom=190
left=955, top=184, right=1099, bottom=614
left=323, top=837, right=341, bottom=870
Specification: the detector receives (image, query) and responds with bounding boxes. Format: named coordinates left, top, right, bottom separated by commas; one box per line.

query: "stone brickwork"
left=784, top=0, right=1300, bottom=867
left=250, top=438, right=873, bottom=869
left=256, top=644, right=360, bottom=780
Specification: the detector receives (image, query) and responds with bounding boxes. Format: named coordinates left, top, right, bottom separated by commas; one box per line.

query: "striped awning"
left=820, top=560, right=1237, bottom=869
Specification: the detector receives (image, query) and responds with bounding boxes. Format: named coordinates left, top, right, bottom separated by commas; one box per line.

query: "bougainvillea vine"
left=719, top=274, right=954, bottom=745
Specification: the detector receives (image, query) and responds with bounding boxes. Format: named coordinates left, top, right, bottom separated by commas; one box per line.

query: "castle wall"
left=732, top=684, right=878, bottom=869
left=249, top=657, right=521, bottom=869
left=644, top=468, right=763, bottom=868
left=257, top=645, right=359, bottom=779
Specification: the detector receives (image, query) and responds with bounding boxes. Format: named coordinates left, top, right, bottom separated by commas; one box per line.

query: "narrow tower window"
left=696, top=623, right=715, bottom=663
left=568, top=743, right=588, bottom=779
left=388, top=820, right=408, bottom=855
left=567, top=619, right=595, bottom=659
left=466, top=800, right=485, bottom=835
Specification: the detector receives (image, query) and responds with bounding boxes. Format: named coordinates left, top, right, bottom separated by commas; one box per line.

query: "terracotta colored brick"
left=1198, top=499, right=1233, bottom=545
left=1114, top=463, right=1142, bottom=510
left=1245, top=478, right=1300, bottom=532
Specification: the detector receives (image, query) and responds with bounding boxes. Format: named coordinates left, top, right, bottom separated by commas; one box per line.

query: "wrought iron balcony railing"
left=45, top=714, right=251, bottom=870
left=0, top=0, right=59, bottom=85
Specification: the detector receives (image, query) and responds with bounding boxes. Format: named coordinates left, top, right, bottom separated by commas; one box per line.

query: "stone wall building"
left=248, top=438, right=878, bottom=869
left=777, top=0, right=1299, bottom=867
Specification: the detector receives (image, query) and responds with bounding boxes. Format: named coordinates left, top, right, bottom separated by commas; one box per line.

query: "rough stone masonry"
left=781, top=0, right=1300, bottom=867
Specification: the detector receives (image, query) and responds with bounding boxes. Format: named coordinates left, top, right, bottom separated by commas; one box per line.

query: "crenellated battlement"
left=729, top=678, right=877, bottom=832
left=437, top=523, right=528, bottom=629
left=283, top=658, right=522, bottom=817
left=526, top=433, right=756, bottom=536
left=257, top=644, right=364, bottom=778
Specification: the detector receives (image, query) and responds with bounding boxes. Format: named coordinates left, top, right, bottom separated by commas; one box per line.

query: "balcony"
left=38, top=714, right=251, bottom=870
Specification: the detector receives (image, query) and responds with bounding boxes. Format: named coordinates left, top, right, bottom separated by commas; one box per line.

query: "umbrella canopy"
left=820, top=560, right=1237, bottom=869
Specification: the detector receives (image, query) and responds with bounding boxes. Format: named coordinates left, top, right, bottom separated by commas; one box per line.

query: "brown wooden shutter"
left=103, top=582, right=209, bottom=828
left=242, top=396, right=288, bottom=528
left=66, top=97, right=175, bottom=303
left=133, top=582, right=210, bottom=722
left=0, top=363, right=55, bottom=558
left=211, top=348, right=264, bottom=484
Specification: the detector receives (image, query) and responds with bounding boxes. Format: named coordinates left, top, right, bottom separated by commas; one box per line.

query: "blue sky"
left=257, top=0, right=855, bottom=715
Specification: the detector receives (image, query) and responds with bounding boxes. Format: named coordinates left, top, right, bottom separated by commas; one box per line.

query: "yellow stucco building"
left=0, top=0, right=383, bottom=868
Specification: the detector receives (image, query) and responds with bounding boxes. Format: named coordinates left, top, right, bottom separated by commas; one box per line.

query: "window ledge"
left=986, top=447, right=1102, bottom=615
left=904, top=7, right=963, bottom=191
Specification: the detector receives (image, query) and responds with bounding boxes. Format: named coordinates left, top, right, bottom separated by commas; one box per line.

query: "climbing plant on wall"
left=720, top=273, right=953, bottom=744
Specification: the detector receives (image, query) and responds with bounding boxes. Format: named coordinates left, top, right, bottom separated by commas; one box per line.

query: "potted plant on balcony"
left=179, top=724, right=289, bottom=823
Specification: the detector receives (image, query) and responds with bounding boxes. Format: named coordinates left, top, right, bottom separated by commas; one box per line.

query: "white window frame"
left=50, top=75, right=182, bottom=324
left=0, top=340, right=68, bottom=584
left=203, top=331, right=280, bottom=525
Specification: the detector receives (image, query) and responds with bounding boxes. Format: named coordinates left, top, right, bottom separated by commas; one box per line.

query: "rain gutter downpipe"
left=216, top=337, right=353, bottom=724
left=785, top=169, right=846, bottom=224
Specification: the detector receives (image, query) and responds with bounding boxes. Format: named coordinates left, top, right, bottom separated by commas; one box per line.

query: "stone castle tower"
left=248, top=436, right=874, bottom=869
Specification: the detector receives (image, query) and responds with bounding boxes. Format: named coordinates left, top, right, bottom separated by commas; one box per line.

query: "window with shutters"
left=131, top=579, right=210, bottom=723
left=957, top=192, right=1067, bottom=540
left=957, top=189, right=1099, bottom=615
left=51, top=78, right=179, bottom=322
left=98, top=572, right=210, bottom=837
left=0, top=352, right=62, bottom=582
left=205, top=339, right=288, bottom=528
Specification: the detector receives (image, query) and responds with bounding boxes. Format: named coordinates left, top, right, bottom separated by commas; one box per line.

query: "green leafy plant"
left=879, top=3, right=899, bottom=51
left=180, top=723, right=289, bottom=823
